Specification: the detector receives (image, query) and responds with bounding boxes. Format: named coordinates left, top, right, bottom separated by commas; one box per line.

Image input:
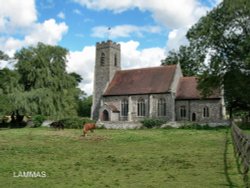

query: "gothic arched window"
left=121, top=99, right=128, bottom=117
left=137, top=98, right=145, bottom=117
left=203, top=106, right=209, bottom=117
left=180, top=106, right=186, bottom=118
left=158, top=98, right=166, bottom=116
left=100, top=52, right=105, bottom=66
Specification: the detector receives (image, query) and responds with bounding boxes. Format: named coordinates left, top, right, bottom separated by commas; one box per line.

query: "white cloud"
left=67, top=40, right=165, bottom=95
left=74, top=0, right=209, bottom=29
left=0, top=0, right=68, bottom=53
left=1, top=19, right=68, bottom=52
left=0, top=0, right=37, bottom=32
left=74, top=0, right=212, bottom=54
left=74, top=0, right=135, bottom=13
left=92, top=25, right=161, bottom=39
left=120, top=40, right=165, bottom=69
left=166, top=27, right=189, bottom=51
left=57, top=12, right=65, bottom=19
left=67, top=46, right=96, bottom=95
left=24, top=19, right=68, bottom=46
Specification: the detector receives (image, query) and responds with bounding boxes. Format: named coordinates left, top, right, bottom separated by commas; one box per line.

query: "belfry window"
left=114, top=54, right=117, bottom=66
left=137, top=98, right=146, bottom=117
left=158, top=98, right=166, bottom=116
left=100, top=52, right=105, bottom=66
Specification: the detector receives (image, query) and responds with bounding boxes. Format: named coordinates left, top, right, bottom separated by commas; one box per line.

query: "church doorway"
left=102, top=110, right=109, bottom=121
left=192, top=113, right=196, bottom=121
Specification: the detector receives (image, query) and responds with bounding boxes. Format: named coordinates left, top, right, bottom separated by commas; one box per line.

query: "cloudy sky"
left=0, top=0, right=221, bottom=95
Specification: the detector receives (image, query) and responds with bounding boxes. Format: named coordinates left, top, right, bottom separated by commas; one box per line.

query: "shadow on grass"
left=223, top=128, right=244, bottom=188
left=179, top=124, right=228, bottom=131
left=223, top=128, right=234, bottom=187
left=0, top=122, right=27, bottom=129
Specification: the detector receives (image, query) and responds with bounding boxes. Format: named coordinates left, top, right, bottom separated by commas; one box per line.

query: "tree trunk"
left=229, top=107, right=233, bottom=126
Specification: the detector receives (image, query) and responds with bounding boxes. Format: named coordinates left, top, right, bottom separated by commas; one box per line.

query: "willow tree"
left=13, top=43, right=82, bottom=119
left=0, top=68, right=21, bottom=110
left=0, top=51, right=20, bottom=115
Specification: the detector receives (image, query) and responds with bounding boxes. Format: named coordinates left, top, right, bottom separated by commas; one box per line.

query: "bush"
left=179, top=123, right=226, bottom=130
left=237, top=122, right=250, bottom=130
left=141, top=118, right=166, bottom=128
left=60, top=117, right=95, bottom=129
left=32, top=115, right=46, bottom=127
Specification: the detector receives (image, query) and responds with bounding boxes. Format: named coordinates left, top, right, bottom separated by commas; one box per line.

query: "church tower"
left=92, top=40, right=121, bottom=120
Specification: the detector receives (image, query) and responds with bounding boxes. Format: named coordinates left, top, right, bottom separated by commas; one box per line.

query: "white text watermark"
left=13, top=171, right=47, bottom=178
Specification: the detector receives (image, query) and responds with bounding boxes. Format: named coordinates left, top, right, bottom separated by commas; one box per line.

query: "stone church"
left=91, top=40, right=225, bottom=123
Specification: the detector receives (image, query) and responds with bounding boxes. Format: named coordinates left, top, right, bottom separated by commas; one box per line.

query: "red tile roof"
left=108, top=104, right=119, bottom=112
left=176, top=77, right=221, bottom=99
left=103, top=65, right=177, bottom=96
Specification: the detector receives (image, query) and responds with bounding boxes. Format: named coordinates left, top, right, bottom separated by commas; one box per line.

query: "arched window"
left=121, top=99, right=128, bottom=117
left=180, top=106, right=186, bottom=118
left=114, top=54, right=117, bottom=66
left=158, top=98, right=166, bottom=116
left=100, top=52, right=105, bottom=66
left=203, top=106, right=209, bottom=117
left=137, top=98, right=145, bottom=117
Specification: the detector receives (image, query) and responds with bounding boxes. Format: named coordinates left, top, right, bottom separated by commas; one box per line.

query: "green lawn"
left=0, top=127, right=244, bottom=188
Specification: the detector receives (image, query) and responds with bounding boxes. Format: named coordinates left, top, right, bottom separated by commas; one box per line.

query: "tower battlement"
left=96, top=40, right=120, bottom=50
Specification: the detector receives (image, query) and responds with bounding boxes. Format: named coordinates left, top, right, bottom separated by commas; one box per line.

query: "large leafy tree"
left=161, top=45, right=203, bottom=76
left=186, top=0, right=250, bottom=117
left=0, top=51, right=19, bottom=115
left=12, top=43, right=82, bottom=119
left=78, top=95, right=92, bottom=117
left=0, top=51, right=9, bottom=60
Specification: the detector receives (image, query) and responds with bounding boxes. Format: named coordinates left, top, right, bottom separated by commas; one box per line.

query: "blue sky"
left=0, top=0, right=221, bottom=95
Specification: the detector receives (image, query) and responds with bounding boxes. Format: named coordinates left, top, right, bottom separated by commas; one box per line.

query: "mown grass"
left=0, top=127, right=244, bottom=188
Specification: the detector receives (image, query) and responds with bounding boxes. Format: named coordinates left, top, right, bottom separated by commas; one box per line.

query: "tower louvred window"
left=101, top=52, right=105, bottom=66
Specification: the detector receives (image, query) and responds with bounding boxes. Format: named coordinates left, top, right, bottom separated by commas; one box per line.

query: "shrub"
left=141, top=118, right=166, bottom=128
left=237, top=122, right=250, bottom=130
left=32, top=115, right=46, bottom=127
left=60, top=117, right=95, bottom=129
left=179, top=123, right=226, bottom=130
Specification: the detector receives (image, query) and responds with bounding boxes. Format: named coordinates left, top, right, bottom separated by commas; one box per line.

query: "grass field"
left=0, top=127, right=244, bottom=188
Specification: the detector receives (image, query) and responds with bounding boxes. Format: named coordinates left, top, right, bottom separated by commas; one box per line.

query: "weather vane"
left=108, top=27, right=111, bottom=40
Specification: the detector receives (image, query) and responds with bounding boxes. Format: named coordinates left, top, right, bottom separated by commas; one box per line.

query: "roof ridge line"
left=118, top=64, right=177, bottom=72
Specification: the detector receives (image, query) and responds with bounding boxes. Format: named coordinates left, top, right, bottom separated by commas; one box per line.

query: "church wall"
left=102, top=96, right=128, bottom=121
left=102, top=93, right=176, bottom=122
left=175, top=100, right=190, bottom=121
left=170, top=63, right=183, bottom=93
left=130, top=95, right=150, bottom=122
left=102, top=95, right=223, bottom=123
left=175, top=99, right=223, bottom=122
left=102, top=95, right=151, bottom=121
left=149, top=93, right=174, bottom=121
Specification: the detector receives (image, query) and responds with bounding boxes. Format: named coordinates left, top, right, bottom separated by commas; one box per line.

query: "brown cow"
left=83, top=123, right=96, bottom=136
